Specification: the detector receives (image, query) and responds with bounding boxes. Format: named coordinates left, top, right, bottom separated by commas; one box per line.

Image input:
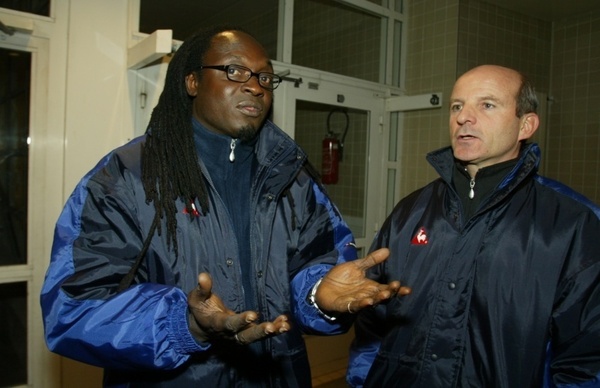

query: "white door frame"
left=0, top=3, right=73, bottom=385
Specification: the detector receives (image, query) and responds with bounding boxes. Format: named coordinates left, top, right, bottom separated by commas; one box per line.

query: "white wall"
left=60, top=1, right=135, bottom=385
left=62, top=0, right=135, bottom=196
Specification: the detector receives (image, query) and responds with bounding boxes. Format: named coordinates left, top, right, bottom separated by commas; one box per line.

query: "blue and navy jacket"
left=41, top=120, right=356, bottom=387
left=348, top=143, right=600, bottom=388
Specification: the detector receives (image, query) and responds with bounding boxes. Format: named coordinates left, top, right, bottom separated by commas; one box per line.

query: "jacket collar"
left=426, top=142, right=541, bottom=189
left=254, top=120, right=307, bottom=168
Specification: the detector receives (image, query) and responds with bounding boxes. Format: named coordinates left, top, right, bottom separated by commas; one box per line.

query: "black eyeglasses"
left=199, top=64, right=282, bottom=90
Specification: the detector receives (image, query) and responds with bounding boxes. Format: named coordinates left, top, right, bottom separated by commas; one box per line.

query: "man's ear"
left=518, top=113, right=539, bottom=141
left=185, top=73, right=198, bottom=97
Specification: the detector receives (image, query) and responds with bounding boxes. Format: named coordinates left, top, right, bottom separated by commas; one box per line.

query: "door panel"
left=272, top=67, right=386, bottom=252
left=271, top=65, right=387, bottom=385
left=294, top=101, right=369, bottom=239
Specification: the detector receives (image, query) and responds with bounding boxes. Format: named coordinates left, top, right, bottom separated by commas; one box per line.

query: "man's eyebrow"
left=478, top=95, right=502, bottom=103
left=450, top=96, right=503, bottom=103
left=225, top=55, right=274, bottom=70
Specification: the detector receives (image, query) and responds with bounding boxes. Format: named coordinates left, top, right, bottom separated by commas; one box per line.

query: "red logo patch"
left=182, top=203, right=200, bottom=217
left=411, top=227, right=428, bottom=245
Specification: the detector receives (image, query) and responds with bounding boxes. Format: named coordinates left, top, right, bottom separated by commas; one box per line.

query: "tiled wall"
left=456, top=0, right=552, bottom=90
left=401, top=0, right=600, bottom=205
left=400, top=0, right=460, bottom=198
left=546, top=10, right=600, bottom=203
left=244, top=7, right=279, bottom=60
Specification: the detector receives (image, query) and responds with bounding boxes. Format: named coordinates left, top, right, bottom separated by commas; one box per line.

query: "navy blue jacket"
left=41, top=120, right=356, bottom=387
left=348, top=143, right=600, bottom=387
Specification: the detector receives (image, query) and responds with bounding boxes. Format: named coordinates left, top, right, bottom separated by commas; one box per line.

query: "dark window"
left=0, top=48, right=29, bottom=266
left=0, top=282, right=27, bottom=386
left=0, top=0, right=50, bottom=16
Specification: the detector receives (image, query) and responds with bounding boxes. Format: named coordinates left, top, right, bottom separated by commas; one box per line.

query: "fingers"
left=346, top=280, right=411, bottom=314
left=188, top=274, right=291, bottom=345
left=355, top=248, right=390, bottom=270
left=369, top=280, right=411, bottom=302
left=233, top=315, right=290, bottom=345
left=234, top=324, right=273, bottom=345
left=273, top=314, right=290, bottom=325
left=399, top=285, right=412, bottom=296
left=223, top=310, right=259, bottom=333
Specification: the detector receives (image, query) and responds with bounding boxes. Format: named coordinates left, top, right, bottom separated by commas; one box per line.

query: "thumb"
left=355, top=248, right=390, bottom=270
left=194, top=272, right=213, bottom=302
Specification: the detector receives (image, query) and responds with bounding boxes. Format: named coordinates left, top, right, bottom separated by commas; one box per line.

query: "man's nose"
left=456, top=105, right=475, bottom=124
left=242, top=75, right=264, bottom=96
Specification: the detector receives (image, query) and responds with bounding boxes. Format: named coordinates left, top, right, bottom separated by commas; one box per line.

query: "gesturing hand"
left=187, top=273, right=290, bottom=345
left=315, top=248, right=411, bottom=316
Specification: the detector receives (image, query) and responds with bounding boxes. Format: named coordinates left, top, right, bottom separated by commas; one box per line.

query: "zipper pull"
left=229, top=138, right=237, bottom=162
left=469, top=178, right=475, bottom=199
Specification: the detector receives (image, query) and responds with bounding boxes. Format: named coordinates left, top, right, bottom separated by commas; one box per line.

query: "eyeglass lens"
left=228, top=65, right=281, bottom=90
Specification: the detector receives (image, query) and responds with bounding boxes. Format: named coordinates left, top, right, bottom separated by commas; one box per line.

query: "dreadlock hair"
left=118, top=25, right=249, bottom=291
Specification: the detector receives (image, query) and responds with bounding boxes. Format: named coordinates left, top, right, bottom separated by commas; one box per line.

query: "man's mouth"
left=237, top=102, right=263, bottom=118
left=456, top=129, right=478, bottom=141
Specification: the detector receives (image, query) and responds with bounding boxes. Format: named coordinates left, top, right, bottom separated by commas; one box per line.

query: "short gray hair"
left=516, top=73, right=538, bottom=117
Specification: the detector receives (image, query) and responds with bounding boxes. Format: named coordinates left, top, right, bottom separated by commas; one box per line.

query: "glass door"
left=294, top=101, right=370, bottom=241
left=271, top=64, right=387, bottom=385
left=272, top=66, right=387, bottom=253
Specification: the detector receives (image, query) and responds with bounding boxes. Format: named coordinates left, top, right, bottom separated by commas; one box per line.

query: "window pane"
left=139, top=0, right=279, bottom=59
left=0, top=282, right=27, bottom=386
left=293, top=0, right=382, bottom=82
left=0, top=0, right=49, bottom=16
left=395, top=0, right=403, bottom=13
left=0, top=48, right=29, bottom=266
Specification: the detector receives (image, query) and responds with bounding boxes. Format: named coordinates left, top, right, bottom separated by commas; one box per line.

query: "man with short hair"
left=347, top=65, right=600, bottom=387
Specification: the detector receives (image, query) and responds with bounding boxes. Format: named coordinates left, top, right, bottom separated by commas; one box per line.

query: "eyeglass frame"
left=198, top=64, right=282, bottom=91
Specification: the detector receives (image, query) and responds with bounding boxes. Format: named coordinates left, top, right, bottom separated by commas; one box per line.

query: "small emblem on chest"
left=411, top=227, right=429, bottom=245
left=182, top=202, right=201, bottom=217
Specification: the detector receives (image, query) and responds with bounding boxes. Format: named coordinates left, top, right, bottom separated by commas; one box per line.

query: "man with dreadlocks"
left=41, top=25, right=409, bottom=387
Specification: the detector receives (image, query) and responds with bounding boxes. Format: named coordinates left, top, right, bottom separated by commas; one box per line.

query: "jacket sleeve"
left=346, top=219, right=392, bottom=387
left=40, top=154, right=204, bottom=370
left=548, top=210, right=600, bottom=387
left=346, top=303, right=386, bottom=388
left=290, top=178, right=358, bottom=334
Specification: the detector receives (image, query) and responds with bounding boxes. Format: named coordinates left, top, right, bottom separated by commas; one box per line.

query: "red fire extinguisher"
left=321, top=108, right=348, bottom=185
left=321, top=134, right=340, bottom=184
